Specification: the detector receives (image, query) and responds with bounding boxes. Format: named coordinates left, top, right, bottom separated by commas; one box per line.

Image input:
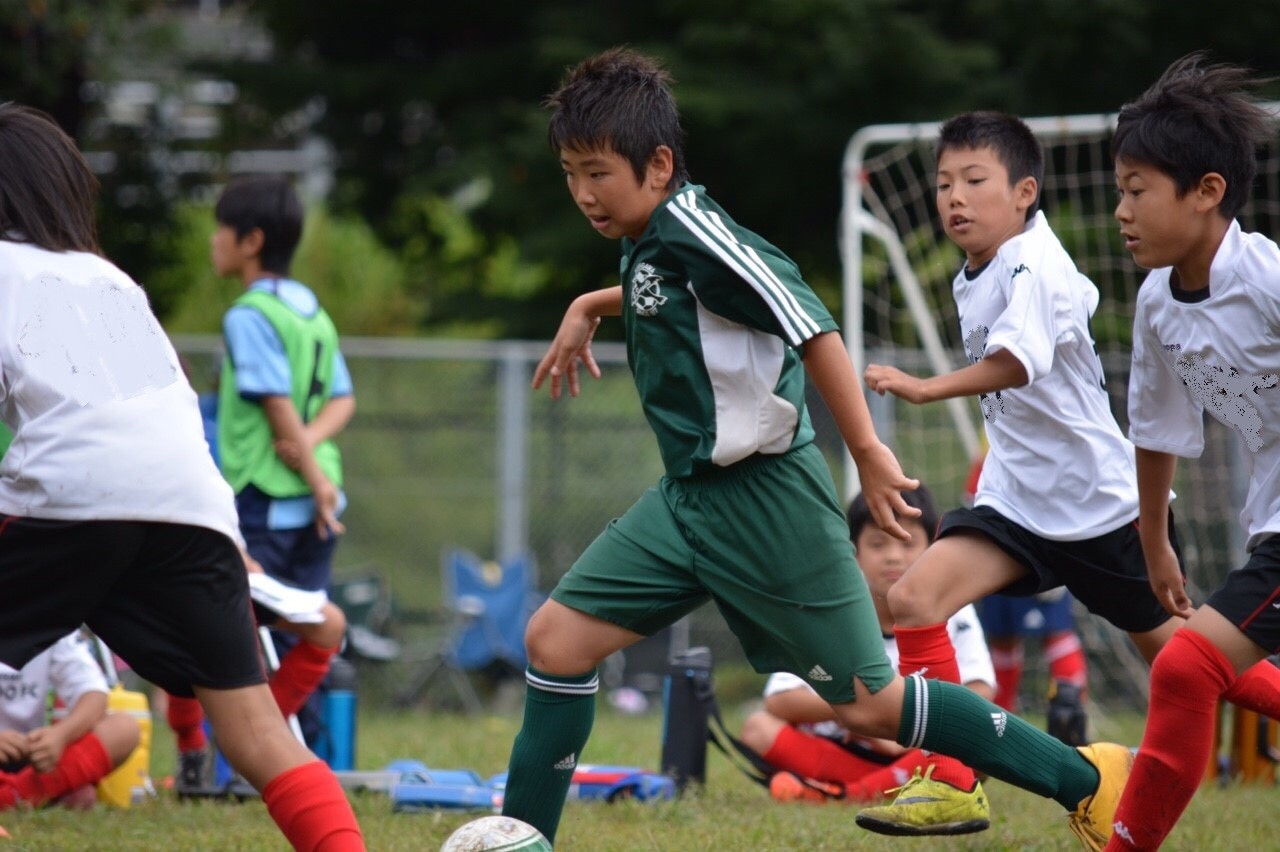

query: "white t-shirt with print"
left=1128, top=221, right=1280, bottom=551
left=762, top=604, right=995, bottom=739
left=0, top=241, right=240, bottom=542
left=954, top=212, right=1139, bottom=540
left=0, top=632, right=107, bottom=734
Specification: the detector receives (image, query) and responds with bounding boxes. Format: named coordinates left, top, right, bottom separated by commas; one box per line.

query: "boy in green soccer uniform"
left=500, top=47, right=1135, bottom=849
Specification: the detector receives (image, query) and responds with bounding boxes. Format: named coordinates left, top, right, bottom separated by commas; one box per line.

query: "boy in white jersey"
left=1107, top=53, right=1280, bottom=851
left=0, top=631, right=139, bottom=811
left=0, top=104, right=363, bottom=850
left=502, top=47, right=1144, bottom=850
left=860, top=110, right=1280, bottom=847
left=741, top=486, right=996, bottom=805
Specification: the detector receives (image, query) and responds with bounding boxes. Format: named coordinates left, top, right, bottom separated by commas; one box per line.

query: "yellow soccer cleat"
left=1068, top=742, right=1135, bottom=850
left=855, top=764, right=990, bottom=836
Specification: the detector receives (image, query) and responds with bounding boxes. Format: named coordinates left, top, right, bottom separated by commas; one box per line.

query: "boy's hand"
left=25, top=725, right=68, bottom=773
left=0, top=729, right=29, bottom=765
left=311, top=477, right=346, bottom=541
left=533, top=312, right=602, bottom=400
left=852, top=441, right=921, bottom=541
left=1145, top=542, right=1193, bottom=619
left=864, top=363, right=929, bottom=404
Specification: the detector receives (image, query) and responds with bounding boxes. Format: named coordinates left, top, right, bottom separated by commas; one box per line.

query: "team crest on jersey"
left=1167, top=344, right=1277, bottom=452
left=630, top=263, right=668, bottom=317
left=964, top=324, right=1005, bottom=422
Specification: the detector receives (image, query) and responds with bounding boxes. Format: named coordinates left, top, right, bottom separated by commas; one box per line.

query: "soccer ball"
left=440, top=816, right=552, bottom=851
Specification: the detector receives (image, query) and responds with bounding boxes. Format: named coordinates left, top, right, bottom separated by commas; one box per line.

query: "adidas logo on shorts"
left=808, top=665, right=833, bottom=682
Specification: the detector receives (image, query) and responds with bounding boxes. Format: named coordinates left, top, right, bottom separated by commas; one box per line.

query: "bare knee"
left=887, top=577, right=938, bottom=627
left=523, top=602, right=638, bottom=675
left=740, top=711, right=784, bottom=755
left=95, top=712, right=141, bottom=766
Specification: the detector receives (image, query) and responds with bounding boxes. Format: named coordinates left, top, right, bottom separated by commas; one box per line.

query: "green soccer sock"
left=900, top=673, right=1098, bottom=810
left=501, top=666, right=599, bottom=843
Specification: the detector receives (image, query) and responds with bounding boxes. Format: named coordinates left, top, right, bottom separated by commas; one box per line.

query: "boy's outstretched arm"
left=532, top=286, right=622, bottom=399
left=262, top=395, right=345, bottom=540
left=803, top=331, right=920, bottom=541
left=1135, top=447, right=1192, bottom=619
left=864, top=349, right=1027, bottom=405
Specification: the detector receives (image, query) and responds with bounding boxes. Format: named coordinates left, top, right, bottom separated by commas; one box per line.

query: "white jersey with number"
left=0, top=632, right=107, bottom=734
left=1128, top=221, right=1280, bottom=551
left=0, top=241, right=240, bottom=542
left=763, top=605, right=995, bottom=738
left=955, top=212, right=1139, bottom=540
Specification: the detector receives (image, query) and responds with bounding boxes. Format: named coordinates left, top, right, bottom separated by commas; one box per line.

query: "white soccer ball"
left=440, top=816, right=553, bottom=852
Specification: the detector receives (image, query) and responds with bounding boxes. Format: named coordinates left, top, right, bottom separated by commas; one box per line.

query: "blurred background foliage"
left=6, top=0, right=1280, bottom=338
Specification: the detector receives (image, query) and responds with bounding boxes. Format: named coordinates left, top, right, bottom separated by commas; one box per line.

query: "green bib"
left=218, top=288, right=343, bottom=497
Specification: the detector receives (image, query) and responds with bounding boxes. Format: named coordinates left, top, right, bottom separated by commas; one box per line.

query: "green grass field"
left=0, top=697, right=1275, bottom=850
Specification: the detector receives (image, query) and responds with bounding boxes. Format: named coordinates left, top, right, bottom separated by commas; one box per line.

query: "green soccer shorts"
left=551, top=443, right=894, bottom=704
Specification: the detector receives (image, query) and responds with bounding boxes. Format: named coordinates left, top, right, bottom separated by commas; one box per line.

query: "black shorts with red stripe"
left=1207, top=535, right=1280, bottom=655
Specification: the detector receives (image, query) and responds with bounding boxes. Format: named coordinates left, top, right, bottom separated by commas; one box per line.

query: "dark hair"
left=545, top=46, right=689, bottom=190
left=214, top=175, right=304, bottom=275
left=846, top=484, right=940, bottom=544
left=936, top=111, right=1044, bottom=221
left=1113, top=52, right=1274, bottom=220
left=0, top=103, right=101, bottom=254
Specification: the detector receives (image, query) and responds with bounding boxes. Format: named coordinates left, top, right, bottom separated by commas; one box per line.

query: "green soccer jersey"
left=620, top=183, right=838, bottom=478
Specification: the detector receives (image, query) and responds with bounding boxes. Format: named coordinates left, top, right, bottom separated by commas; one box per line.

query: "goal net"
left=840, top=108, right=1280, bottom=711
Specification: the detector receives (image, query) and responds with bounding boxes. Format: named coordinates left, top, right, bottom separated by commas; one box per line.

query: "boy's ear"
left=647, top=145, right=675, bottom=190
left=238, top=227, right=266, bottom=259
left=1194, top=172, right=1227, bottom=213
left=1015, top=176, right=1038, bottom=213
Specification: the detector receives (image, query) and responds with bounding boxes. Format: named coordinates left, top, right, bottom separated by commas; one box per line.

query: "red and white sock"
left=1106, top=629, right=1233, bottom=851
left=988, top=641, right=1025, bottom=711
left=1044, top=630, right=1088, bottom=693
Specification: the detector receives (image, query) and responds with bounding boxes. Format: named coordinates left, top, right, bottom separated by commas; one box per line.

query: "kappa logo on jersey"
left=964, top=325, right=1006, bottom=422
left=630, top=262, right=668, bottom=317
left=1010, top=263, right=1031, bottom=281
left=807, top=665, right=833, bottom=682
left=1166, top=344, right=1277, bottom=452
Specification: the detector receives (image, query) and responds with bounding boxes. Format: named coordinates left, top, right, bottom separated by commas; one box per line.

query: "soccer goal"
left=840, top=107, right=1280, bottom=708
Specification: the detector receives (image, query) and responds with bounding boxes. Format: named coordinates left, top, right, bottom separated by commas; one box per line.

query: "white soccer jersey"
left=1129, top=221, right=1280, bottom=551
left=763, top=605, right=995, bottom=738
left=0, top=632, right=107, bottom=734
left=0, top=241, right=240, bottom=542
left=955, top=212, right=1139, bottom=539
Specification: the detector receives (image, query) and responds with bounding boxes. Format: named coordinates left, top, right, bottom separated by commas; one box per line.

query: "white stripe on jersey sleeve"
left=668, top=190, right=821, bottom=346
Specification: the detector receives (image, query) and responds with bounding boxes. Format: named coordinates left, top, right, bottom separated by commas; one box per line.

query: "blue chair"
left=396, top=549, right=544, bottom=712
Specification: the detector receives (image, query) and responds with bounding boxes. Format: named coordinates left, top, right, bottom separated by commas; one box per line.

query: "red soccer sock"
left=845, top=749, right=932, bottom=802
left=262, top=760, right=364, bottom=851
left=1222, top=657, right=1280, bottom=719
left=762, top=724, right=887, bottom=784
left=271, top=641, right=338, bottom=719
left=1044, top=630, right=1088, bottom=693
left=12, top=734, right=112, bottom=806
left=1106, top=629, right=1234, bottom=851
left=895, top=623, right=963, bottom=684
left=166, top=693, right=208, bottom=753
left=988, top=641, right=1025, bottom=711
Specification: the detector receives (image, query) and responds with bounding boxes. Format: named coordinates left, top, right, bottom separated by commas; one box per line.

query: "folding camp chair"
left=396, top=549, right=544, bottom=712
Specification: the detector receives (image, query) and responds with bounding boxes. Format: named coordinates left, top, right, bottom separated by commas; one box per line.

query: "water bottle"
left=321, top=655, right=358, bottom=771
left=659, top=646, right=712, bottom=791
